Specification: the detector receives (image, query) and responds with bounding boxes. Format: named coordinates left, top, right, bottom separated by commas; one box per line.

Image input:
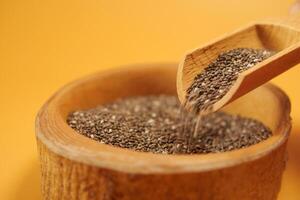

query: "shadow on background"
left=14, top=160, right=41, bottom=200
left=12, top=127, right=300, bottom=200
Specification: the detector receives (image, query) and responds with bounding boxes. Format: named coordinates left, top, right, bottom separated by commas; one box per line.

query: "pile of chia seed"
left=67, top=95, right=272, bottom=154
left=186, top=48, right=274, bottom=114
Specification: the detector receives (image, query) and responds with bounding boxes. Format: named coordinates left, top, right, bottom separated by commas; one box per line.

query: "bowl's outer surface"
left=36, top=63, right=291, bottom=200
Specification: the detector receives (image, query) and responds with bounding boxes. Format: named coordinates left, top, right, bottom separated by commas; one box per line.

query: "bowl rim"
left=36, top=63, right=291, bottom=174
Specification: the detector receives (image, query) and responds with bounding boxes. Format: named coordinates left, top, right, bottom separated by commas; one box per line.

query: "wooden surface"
left=37, top=139, right=288, bottom=200
left=36, top=64, right=291, bottom=199
left=177, top=15, right=300, bottom=113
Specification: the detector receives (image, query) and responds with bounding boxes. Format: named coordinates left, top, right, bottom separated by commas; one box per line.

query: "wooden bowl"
left=36, top=63, right=291, bottom=200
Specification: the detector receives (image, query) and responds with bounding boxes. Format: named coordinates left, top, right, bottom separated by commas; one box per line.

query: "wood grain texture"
left=36, top=64, right=291, bottom=200
left=177, top=15, right=300, bottom=113
left=37, top=139, right=288, bottom=200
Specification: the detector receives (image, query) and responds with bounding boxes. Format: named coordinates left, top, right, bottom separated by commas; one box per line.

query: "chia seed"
left=185, top=48, right=274, bottom=114
left=67, top=95, right=272, bottom=154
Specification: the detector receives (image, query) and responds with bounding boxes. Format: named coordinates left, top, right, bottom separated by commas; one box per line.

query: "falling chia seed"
left=185, top=48, right=274, bottom=114
left=67, top=95, right=272, bottom=154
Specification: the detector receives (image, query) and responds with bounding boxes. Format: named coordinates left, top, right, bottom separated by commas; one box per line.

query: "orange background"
left=1, top=0, right=300, bottom=199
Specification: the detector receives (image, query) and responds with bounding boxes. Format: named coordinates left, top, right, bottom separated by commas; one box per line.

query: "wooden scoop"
left=177, top=15, right=300, bottom=113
